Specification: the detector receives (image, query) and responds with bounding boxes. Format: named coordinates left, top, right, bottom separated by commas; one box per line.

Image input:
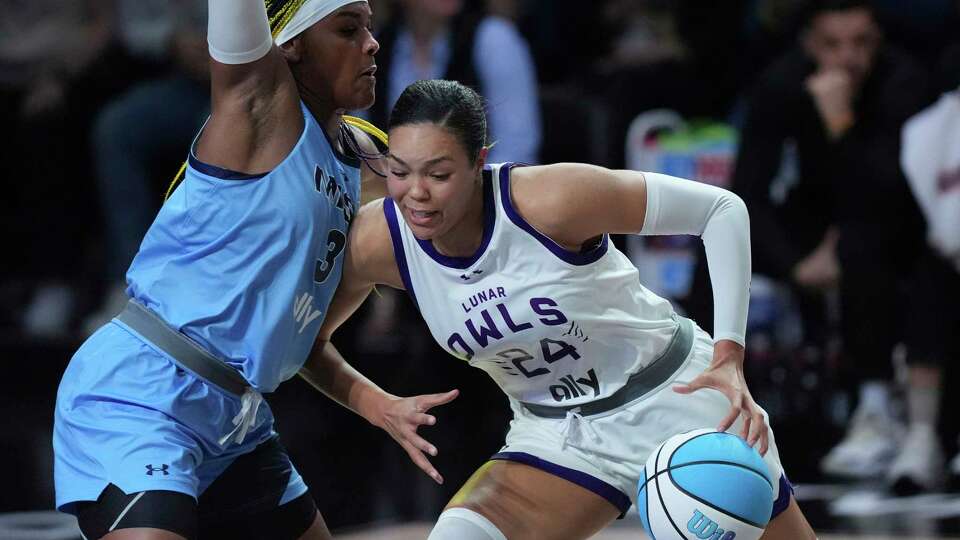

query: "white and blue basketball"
left=637, top=429, right=774, bottom=540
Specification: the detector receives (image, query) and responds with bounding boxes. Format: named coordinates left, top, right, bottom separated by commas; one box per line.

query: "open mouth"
left=360, top=66, right=377, bottom=78
left=407, top=207, right=439, bottom=226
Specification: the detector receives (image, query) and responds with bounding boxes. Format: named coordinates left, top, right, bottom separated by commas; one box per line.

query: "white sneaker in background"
left=22, top=282, right=75, bottom=339
left=887, top=424, right=945, bottom=494
left=821, top=406, right=904, bottom=479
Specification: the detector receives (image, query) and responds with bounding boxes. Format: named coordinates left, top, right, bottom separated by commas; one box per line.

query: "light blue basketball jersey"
left=127, top=102, right=360, bottom=392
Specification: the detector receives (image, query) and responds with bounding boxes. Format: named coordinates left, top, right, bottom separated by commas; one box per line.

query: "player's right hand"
left=374, top=389, right=460, bottom=484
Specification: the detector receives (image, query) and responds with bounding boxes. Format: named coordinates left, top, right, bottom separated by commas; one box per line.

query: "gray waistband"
left=521, top=317, right=695, bottom=419
left=116, top=299, right=250, bottom=397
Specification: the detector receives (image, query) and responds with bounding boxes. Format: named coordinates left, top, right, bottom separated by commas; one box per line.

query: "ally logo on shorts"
left=688, top=509, right=735, bottom=540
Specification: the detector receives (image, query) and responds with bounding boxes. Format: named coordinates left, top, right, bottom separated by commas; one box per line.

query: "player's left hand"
left=375, top=389, right=459, bottom=484
left=672, top=341, right=769, bottom=455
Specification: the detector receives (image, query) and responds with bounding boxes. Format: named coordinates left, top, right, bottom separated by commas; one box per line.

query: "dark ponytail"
left=389, top=79, right=487, bottom=164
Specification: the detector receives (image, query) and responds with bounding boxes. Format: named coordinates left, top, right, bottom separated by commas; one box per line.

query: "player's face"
left=804, top=8, right=880, bottom=86
left=386, top=123, right=482, bottom=242
left=294, top=2, right=379, bottom=111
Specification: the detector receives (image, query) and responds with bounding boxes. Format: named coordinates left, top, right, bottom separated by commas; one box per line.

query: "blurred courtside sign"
left=624, top=109, right=738, bottom=301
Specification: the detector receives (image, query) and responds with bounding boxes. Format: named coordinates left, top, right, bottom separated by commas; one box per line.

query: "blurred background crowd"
left=1, top=0, right=959, bottom=534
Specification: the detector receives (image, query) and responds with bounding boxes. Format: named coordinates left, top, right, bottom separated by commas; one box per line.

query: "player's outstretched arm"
left=512, top=164, right=766, bottom=452
left=298, top=200, right=459, bottom=483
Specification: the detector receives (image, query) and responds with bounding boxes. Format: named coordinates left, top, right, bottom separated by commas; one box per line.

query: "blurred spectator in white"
left=887, top=42, right=960, bottom=494
left=365, top=0, right=541, bottom=164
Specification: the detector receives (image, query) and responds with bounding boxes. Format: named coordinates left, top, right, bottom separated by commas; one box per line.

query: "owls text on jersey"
left=126, top=102, right=361, bottom=392
left=383, top=162, right=683, bottom=408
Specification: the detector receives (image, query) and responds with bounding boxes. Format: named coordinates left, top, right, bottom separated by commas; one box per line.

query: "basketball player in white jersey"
left=301, top=79, right=819, bottom=539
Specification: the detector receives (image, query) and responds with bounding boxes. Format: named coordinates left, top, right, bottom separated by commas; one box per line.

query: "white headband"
left=274, top=0, right=368, bottom=45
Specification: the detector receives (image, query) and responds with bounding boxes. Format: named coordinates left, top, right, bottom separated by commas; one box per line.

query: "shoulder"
left=348, top=198, right=403, bottom=288
left=510, top=163, right=616, bottom=206
left=508, top=163, right=626, bottom=244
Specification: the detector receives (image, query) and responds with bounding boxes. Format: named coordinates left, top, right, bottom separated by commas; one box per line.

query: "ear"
left=475, top=146, right=489, bottom=173
left=279, top=37, right=303, bottom=63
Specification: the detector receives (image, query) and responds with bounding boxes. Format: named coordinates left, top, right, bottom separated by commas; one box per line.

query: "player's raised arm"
left=198, top=0, right=303, bottom=175
left=298, top=200, right=458, bottom=484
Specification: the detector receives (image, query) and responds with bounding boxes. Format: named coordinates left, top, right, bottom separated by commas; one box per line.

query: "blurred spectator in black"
left=0, top=1, right=160, bottom=339
left=689, top=0, right=931, bottom=480
left=82, top=0, right=210, bottom=335
left=872, top=0, right=960, bottom=72
left=515, top=0, right=607, bottom=86
left=366, top=0, right=541, bottom=164
left=887, top=42, right=960, bottom=494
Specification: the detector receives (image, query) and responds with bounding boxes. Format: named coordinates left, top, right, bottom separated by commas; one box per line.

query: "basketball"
left=637, top=429, right=775, bottom=540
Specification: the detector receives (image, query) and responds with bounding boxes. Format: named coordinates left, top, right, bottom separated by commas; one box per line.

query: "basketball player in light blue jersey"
left=298, top=79, right=821, bottom=539
left=51, top=2, right=453, bottom=539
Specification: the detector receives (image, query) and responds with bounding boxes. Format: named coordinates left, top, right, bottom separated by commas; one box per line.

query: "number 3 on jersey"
left=314, top=229, right=346, bottom=283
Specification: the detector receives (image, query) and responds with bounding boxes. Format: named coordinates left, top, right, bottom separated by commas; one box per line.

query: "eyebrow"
left=335, top=9, right=370, bottom=22
left=387, top=154, right=454, bottom=167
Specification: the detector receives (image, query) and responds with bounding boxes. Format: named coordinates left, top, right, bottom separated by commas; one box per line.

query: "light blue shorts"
left=53, top=321, right=307, bottom=514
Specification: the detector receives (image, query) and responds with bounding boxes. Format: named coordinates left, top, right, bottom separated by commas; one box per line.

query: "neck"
left=432, top=177, right=485, bottom=258
left=295, top=77, right=345, bottom=142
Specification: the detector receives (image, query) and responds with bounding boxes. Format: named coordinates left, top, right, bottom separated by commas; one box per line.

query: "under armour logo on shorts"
left=145, top=464, right=170, bottom=476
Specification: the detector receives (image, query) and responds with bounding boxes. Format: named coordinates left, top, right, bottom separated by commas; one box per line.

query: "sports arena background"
left=1, top=0, right=959, bottom=538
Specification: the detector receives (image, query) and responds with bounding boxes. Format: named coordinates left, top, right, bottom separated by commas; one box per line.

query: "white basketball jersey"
left=383, top=163, right=682, bottom=407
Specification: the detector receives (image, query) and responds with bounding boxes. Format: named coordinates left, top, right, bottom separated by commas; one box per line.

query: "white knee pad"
left=427, top=508, right=507, bottom=540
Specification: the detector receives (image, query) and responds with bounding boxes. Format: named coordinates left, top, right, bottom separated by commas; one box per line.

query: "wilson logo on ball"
left=688, top=509, right=736, bottom=540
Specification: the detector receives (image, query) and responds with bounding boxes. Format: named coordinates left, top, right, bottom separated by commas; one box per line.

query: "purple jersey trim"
left=771, top=473, right=794, bottom=520
left=491, top=451, right=631, bottom=515
left=497, top=163, right=609, bottom=265
left=382, top=199, right=420, bottom=309
left=187, top=153, right=268, bottom=180
left=414, top=168, right=496, bottom=269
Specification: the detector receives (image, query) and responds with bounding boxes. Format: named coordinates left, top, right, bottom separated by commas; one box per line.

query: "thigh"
left=446, top=460, right=621, bottom=540
left=76, top=484, right=197, bottom=540
left=760, top=497, right=817, bottom=540
left=198, top=436, right=319, bottom=540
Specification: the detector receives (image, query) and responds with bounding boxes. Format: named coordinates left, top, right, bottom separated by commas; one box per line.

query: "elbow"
left=721, top=191, right=750, bottom=224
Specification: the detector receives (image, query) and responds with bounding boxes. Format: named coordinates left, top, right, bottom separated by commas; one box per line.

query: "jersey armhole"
left=496, top=163, right=609, bottom=266
left=382, top=199, right=420, bottom=309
